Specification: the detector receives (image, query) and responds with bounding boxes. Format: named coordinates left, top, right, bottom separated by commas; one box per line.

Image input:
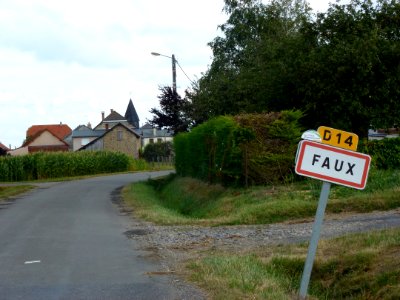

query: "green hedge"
left=142, top=141, right=174, bottom=162
left=174, top=111, right=303, bottom=186
left=360, top=137, right=400, bottom=169
left=0, top=151, right=130, bottom=182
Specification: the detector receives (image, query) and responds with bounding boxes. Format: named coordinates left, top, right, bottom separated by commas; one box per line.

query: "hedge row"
left=174, top=111, right=303, bottom=186
left=0, top=151, right=130, bottom=182
left=360, top=137, right=400, bottom=169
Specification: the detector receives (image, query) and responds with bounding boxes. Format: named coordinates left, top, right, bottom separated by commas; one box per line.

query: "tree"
left=149, top=86, right=192, bottom=135
left=187, top=0, right=312, bottom=122
left=298, top=0, right=400, bottom=137
left=188, top=0, right=400, bottom=138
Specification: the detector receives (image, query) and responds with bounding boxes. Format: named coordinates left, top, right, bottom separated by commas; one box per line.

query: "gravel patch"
left=127, top=209, right=400, bottom=252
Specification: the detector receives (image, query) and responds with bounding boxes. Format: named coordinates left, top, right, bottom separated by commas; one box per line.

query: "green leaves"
left=174, top=111, right=303, bottom=187
left=149, top=86, right=192, bottom=134
left=188, top=0, right=400, bottom=138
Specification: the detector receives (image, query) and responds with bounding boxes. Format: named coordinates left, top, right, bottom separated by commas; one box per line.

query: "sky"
left=0, top=0, right=333, bottom=149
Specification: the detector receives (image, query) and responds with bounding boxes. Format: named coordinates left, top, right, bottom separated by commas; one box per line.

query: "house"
left=79, top=123, right=141, bottom=158
left=368, top=128, right=400, bottom=140
left=26, top=123, right=71, bottom=141
left=0, top=142, right=9, bottom=156
left=68, top=124, right=106, bottom=151
left=74, top=99, right=173, bottom=155
left=9, top=129, right=70, bottom=156
left=94, top=99, right=139, bottom=131
left=8, top=124, right=72, bottom=156
left=136, top=123, right=173, bottom=148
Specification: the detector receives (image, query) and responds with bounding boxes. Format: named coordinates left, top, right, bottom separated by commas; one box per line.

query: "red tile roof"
left=27, top=124, right=72, bottom=140
left=0, top=142, right=9, bottom=151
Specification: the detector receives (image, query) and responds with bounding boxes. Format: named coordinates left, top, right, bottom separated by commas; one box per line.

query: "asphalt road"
left=0, top=171, right=186, bottom=300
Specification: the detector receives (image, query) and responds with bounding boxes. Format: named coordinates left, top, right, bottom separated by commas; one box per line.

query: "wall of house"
left=72, top=137, right=98, bottom=151
left=30, top=131, right=65, bottom=146
left=81, top=139, right=104, bottom=151
left=8, top=147, right=29, bottom=156
left=142, top=136, right=173, bottom=148
left=103, top=126, right=140, bottom=158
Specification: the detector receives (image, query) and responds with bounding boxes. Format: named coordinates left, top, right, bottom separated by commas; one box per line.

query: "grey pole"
left=172, top=54, right=177, bottom=93
left=299, top=181, right=331, bottom=299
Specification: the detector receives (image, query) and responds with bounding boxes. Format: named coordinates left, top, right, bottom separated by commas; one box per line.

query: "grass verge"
left=187, top=228, right=400, bottom=299
left=122, top=168, right=400, bottom=299
left=122, top=168, right=400, bottom=225
left=0, top=185, right=35, bottom=200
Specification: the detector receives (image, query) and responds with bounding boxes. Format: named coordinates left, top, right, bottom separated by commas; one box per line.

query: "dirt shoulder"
left=122, top=208, right=400, bottom=294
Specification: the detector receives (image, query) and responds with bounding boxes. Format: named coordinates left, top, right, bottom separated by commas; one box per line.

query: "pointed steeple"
left=125, top=99, right=140, bottom=128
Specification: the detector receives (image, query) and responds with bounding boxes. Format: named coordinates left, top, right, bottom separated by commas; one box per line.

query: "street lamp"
left=151, top=52, right=177, bottom=93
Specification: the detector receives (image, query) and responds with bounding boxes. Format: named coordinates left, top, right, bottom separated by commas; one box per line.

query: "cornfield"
left=0, top=151, right=131, bottom=182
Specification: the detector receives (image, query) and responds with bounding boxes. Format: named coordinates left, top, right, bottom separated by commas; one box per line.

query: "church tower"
left=125, top=99, right=140, bottom=128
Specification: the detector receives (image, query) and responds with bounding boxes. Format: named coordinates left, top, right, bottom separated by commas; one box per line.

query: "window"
left=157, top=138, right=162, bottom=143
left=117, top=131, right=123, bottom=141
left=149, top=138, right=154, bottom=144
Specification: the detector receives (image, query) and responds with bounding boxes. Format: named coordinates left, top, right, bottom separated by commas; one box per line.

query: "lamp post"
left=151, top=52, right=177, bottom=93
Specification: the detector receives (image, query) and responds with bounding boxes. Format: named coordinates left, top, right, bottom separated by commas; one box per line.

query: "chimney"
left=101, top=111, right=105, bottom=120
left=110, top=109, right=114, bottom=113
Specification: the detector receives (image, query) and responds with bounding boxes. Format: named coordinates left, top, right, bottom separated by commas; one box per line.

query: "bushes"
left=174, top=111, right=303, bottom=186
left=175, top=116, right=239, bottom=185
left=142, top=141, right=173, bottom=162
left=0, top=151, right=131, bottom=182
left=360, top=137, right=400, bottom=169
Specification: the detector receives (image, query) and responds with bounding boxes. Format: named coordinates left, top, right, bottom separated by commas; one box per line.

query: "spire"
left=125, top=99, right=140, bottom=128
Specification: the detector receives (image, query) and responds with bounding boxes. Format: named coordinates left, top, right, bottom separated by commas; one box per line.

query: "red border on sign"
left=295, top=140, right=371, bottom=189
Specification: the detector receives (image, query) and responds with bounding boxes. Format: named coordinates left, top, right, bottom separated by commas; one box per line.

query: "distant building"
left=72, top=99, right=173, bottom=156
left=79, top=123, right=141, bottom=158
left=368, top=128, right=400, bottom=140
left=0, top=142, right=9, bottom=156
left=125, top=99, right=140, bottom=129
left=136, top=123, right=173, bottom=148
left=9, top=124, right=71, bottom=156
left=26, top=124, right=71, bottom=142
left=68, top=125, right=105, bottom=151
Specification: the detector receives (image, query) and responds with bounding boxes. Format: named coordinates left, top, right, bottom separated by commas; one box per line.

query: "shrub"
left=359, top=137, right=400, bottom=169
left=174, top=111, right=303, bottom=186
left=142, top=141, right=173, bottom=162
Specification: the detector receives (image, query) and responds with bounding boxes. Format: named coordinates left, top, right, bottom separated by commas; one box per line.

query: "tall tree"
left=299, top=0, right=400, bottom=137
left=187, top=0, right=312, bottom=122
left=188, top=0, right=400, bottom=138
left=149, top=86, right=191, bottom=135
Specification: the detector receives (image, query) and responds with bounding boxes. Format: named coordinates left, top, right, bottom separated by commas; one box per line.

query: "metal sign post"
left=296, top=127, right=371, bottom=299
left=299, top=181, right=331, bottom=299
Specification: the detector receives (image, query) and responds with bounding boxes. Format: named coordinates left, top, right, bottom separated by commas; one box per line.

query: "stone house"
left=79, top=123, right=141, bottom=158
left=73, top=99, right=173, bottom=156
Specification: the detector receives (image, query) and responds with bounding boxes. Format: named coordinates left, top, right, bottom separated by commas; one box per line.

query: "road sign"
left=295, top=140, right=371, bottom=189
left=317, top=126, right=359, bottom=151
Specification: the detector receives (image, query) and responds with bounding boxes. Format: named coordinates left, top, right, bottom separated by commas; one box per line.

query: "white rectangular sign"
left=295, top=140, right=371, bottom=189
